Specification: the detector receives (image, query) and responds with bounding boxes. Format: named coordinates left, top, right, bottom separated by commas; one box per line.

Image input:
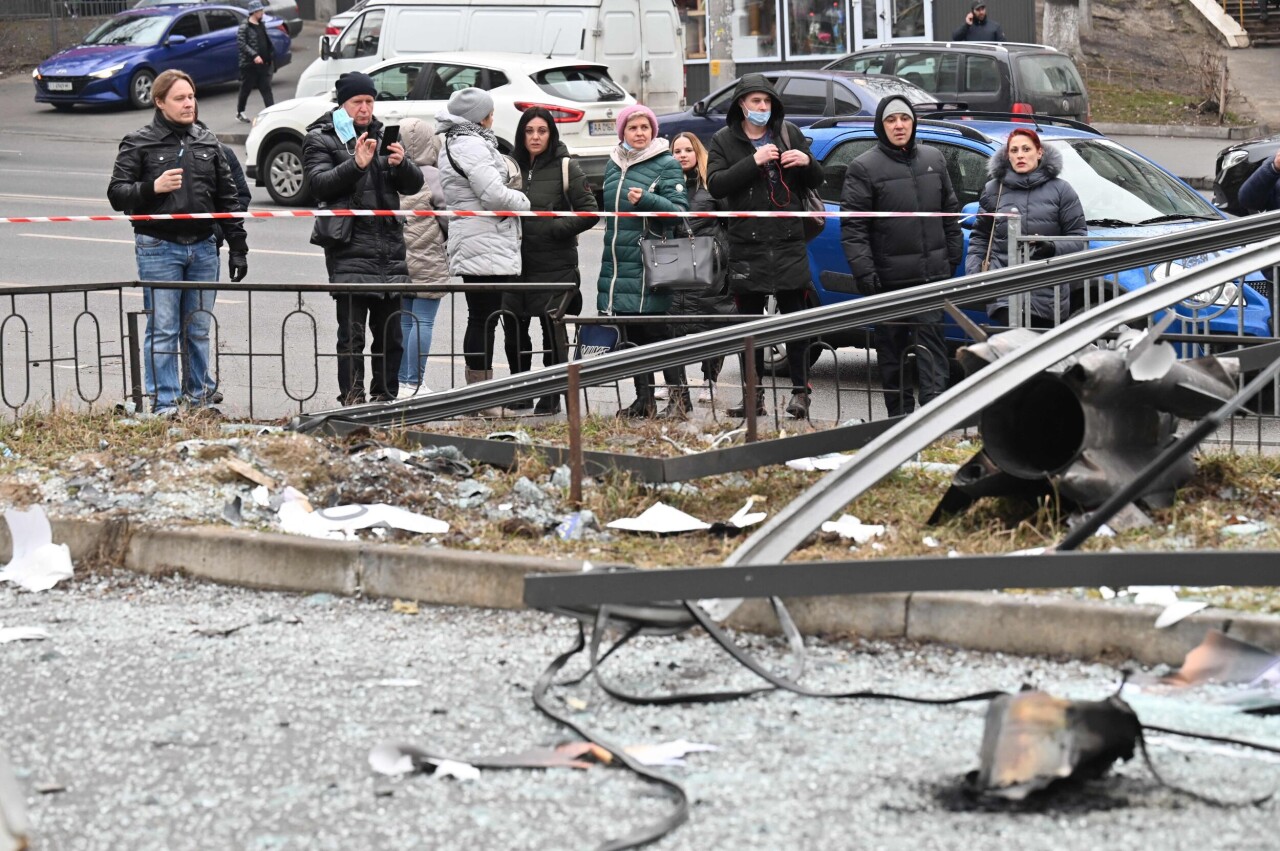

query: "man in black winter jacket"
left=706, top=73, right=825, bottom=420
left=235, top=0, right=275, bottom=123
left=951, top=2, right=1005, bottom=41
left=840, top=96, right=962, bottom=417
left=108, top=69, right=248, bottom=417
left=303, top=71, right=424, bottom=406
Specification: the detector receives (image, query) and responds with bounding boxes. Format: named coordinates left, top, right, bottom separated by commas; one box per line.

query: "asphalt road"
left=4, top=574, right=1280, bottom=850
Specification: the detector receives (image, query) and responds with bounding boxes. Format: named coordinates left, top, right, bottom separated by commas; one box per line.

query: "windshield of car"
left=856, top=75, right=934, bottom=104
left=84, top=14, right=170, bottom=46
left=533, top=66, right=626, bottom=102
left=1048, top=139, right=1217, bottom=223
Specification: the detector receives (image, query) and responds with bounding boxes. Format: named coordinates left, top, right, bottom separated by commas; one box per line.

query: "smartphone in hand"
left=378, top=125, right=400, bottom=157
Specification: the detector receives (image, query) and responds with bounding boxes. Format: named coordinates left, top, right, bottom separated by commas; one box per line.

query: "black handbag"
left=309, top=201, right=354, bottom=248
left=640, top=227, right=723, bottom=293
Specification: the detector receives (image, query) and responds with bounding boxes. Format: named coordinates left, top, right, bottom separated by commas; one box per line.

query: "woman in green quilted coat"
left=595, top=104, right=689, bottom=418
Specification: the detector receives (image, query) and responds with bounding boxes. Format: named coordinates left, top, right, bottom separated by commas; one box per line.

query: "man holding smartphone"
left=302, top=72, right=423, bottom=406
left=108, top=68, right=248, bottom=417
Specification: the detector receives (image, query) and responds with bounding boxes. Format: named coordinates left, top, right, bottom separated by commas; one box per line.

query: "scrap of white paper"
left=432, top=760, right=481, bottom=781
left=624, top=740, right=718, bottom=767
left=368, top=743, right=415, bottom=776
left=820, top=514, right=885, bottom=545
left=606, top=502, right=711, bottom=534
left=728, top=497, right=767, bottom=529
left=279, top=501, right=449, bottom=539
left=0, top=626, right=49, bottom=643
left=786, top=453, right=855, bottom=472
left=251, top=485, right=270, bottom=507
left=0, top=506, right=74, bottom=592
left=1154, top=600, right=1209, bottom=629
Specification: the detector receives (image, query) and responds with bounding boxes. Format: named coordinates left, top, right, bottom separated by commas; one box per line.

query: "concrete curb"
left=20, top=518, right=1279, bottom=668
left=1094, top=121, right=1272, bottom=141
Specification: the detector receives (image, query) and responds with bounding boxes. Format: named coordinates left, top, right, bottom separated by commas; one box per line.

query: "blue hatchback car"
left=795, top=113, right=1271, bottom=364
left=33, top=5, right=291, bottom=110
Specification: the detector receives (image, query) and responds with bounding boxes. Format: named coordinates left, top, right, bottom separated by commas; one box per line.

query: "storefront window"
left=734, top=0, right=779, bottom=61
left=675, top=0, right=709, bottom=61
left=786, top=0, right=848, bottom=58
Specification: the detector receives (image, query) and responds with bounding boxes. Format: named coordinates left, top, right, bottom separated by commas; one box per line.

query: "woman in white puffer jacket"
left=436, top=87, right=529, bottom=389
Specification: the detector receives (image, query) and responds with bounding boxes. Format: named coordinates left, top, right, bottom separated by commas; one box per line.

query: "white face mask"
left=746, top=109, right=771, bottom=127
left=332, top=107, right=357, bottom=145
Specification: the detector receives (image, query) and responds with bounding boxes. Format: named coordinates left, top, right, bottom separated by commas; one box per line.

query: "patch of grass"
left=1086, top=80, right=1251, bottom=127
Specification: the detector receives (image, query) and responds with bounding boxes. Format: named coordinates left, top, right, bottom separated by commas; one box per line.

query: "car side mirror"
left=961, top=200, right=980, bottom=229
left=166, top=34, right=187, bottom=46
left=320, top=35, right=330, bottom=60
left=692, top=100, right=707, bottom=117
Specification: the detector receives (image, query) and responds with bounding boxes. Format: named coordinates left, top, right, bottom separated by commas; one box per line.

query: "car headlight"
left=1221, top=150, right=1249, bottom=171
left=1188, top=282, right=1241, bottom=307
left=32, top=68, right=41, bottom=80
left=89, top=63, right=125, bottom=79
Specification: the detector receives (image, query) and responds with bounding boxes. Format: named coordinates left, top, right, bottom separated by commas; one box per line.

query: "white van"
left=296, top=0, right=685, bottom=113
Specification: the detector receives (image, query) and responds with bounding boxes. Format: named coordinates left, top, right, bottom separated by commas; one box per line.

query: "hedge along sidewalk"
left=6, top=517, right=1278, bottom=669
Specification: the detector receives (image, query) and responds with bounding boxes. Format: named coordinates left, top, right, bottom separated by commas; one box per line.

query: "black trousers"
left=502, top=289, right=570, bottom=374
left=734, top=290, right=811, bottom=393
left=873, top=308, right=948, bottom=417
left=461, top=279, right=510, bottom=371
left=620, top=319, right=685, bottom=401
left=236, top=65, right=274, bottom=113
left=335, top=293, right=402, bottom=405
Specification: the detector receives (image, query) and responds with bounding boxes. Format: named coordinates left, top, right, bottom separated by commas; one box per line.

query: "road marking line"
left=0, top=191, right=104, bottom=203
left=0, top=167, right=102, bottom=178
left=18, top=233, right=323, bottom=257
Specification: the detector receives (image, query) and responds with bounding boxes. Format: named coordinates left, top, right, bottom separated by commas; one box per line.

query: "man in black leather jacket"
left=108, top=69, right=248, bottom=416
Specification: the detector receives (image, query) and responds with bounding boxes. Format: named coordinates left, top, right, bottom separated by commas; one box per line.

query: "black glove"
left=861, top=275, right=883, bottom=296
left=1028, top=240, right=1055, bottom=261
left=229, top=252, right=248, bottom=282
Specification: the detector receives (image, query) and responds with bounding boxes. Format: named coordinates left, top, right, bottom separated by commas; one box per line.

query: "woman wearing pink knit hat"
left=595, top=103, right=690, bottom=418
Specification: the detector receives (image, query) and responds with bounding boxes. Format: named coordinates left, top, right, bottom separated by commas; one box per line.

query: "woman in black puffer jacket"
left=966, top=128, right=1087, bottom=327
left=507, top=106, right=600, bottom=415
left=669, top=131, right=736, bottom=414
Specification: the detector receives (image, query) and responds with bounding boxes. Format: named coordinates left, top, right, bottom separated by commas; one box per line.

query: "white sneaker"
left=653, top=384, right=669, bottom=400
left=396, top=384, right=419, bottom=400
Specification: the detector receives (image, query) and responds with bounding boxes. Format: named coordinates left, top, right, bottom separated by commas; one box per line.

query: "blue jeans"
left=398, top=296, right=441, bottom=386
left=134, top=234, right=219, bottom=411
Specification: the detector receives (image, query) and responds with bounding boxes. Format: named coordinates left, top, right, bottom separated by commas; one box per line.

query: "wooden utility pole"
left=707, top=0, right=736, bottom=94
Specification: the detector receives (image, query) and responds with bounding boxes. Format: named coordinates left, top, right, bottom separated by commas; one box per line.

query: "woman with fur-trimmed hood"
left=966, top=128, right=1087, bottom=326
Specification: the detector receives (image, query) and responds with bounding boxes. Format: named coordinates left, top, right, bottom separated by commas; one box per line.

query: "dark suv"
left=823, top=42, right=1089, bottom=123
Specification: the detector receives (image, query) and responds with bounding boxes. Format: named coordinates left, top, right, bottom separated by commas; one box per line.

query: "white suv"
left=245, top=51, right=633, bottom=206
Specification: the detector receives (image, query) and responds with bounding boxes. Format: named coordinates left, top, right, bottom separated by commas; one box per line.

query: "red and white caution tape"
left=0, top=208, right=1014, bottom=225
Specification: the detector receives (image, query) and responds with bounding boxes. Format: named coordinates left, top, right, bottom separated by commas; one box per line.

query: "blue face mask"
left=332, top=107, right=357, bottom=144
left=746, top=109, right=771, bottom=127
left=620, top=140, right=635, bottom=152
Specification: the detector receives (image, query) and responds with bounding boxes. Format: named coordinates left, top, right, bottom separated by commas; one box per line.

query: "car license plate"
left=589, top=120, right=614, bottom=136
left=47, top=81, right=73, bottom=91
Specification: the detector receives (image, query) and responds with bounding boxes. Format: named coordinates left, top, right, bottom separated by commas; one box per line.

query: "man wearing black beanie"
left=952, top=2, right=1005, bottom=41
left=302, top=71, right=424, bottom=405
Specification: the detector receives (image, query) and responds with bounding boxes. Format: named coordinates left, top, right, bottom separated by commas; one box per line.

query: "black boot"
left=618, top=375, right=657, bottom=418
left=534, top=395, right=561, bottom=415
left=728, top=390, right=767, bottom=418
left=785, top=391, right=811, bottom=420
left=661, top=387, right=692, bottom=420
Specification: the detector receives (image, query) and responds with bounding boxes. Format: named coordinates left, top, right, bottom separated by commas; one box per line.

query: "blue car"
left=656, top=69, right=939, bottom=147
left=32, top=5, right=291, bottom=111
left=793, top=113, right=1271, bottom=366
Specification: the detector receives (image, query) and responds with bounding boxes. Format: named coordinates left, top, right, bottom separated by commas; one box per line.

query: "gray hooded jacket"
left=436, top=110, right=529, bottom=277
left=966, top=144, right=1087, bottom=320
